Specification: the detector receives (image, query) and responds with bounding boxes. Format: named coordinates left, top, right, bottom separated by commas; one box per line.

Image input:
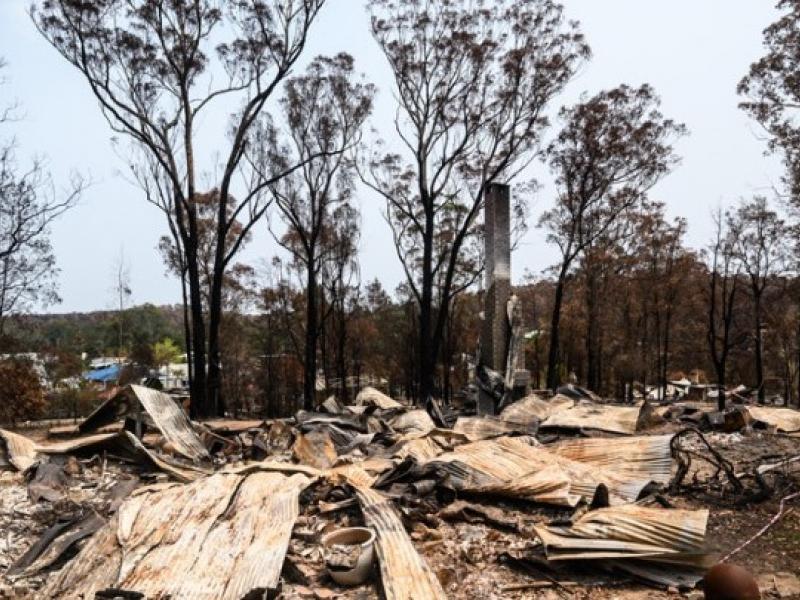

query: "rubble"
left=78, top=385, right=211, bottom=462
left=355, top=386, right=402, bottom=410
left=534, top=504, right=712, bottom=587
left=41, top=470, right=311, bottom=599
left=748, top=406, right=800, bottom=436
left=354, top=485, right=446, bottom=600
left=0, top=429, right=38, bottom=471
left=0, top=386, right=799, bottom=598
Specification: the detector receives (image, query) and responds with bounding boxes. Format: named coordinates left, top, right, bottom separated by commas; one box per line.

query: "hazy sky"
left=0, top=0, right=785, bottom=313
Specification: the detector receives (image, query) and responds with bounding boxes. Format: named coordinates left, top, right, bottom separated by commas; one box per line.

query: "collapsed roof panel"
left=41, top=471, right=311, bottom=599
left=0, top=428, right=39, bottom=471
left=540, top=402, right=646, bottom=435
left=499, top=393, right=649, bottom=435
left=423, top=435, right=672, bottom=506
left=78, top=385, right=210, bottom=462
left=356, top=386, right=403, bottom=410
left=536, top=504, right=709, bottom=560
left=748, top=406, right=800, bottom=436
left=39, top=430, right=206, bottom=483
left=354, top=485, right=447, bottom=600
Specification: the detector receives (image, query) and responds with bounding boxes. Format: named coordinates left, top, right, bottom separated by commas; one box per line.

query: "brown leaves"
left=0, top=358, right=46, bottom=423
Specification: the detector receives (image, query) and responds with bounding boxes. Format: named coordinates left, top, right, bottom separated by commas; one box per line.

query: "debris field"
left=1, top=384, right=799, bottom=599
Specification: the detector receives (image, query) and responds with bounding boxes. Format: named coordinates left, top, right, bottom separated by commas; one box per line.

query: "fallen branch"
left=500, top=581, right=578, bottom=592
left=722, top=490, right=800, bottom=562
left=669, top=428, right=744, bottom=495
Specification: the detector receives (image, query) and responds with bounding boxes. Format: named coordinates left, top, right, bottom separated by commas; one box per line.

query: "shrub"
left=0, top=358, right=47, bottom=424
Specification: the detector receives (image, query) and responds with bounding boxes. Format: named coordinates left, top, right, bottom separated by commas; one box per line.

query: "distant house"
left=153, top=363, right=189, bottom=390
left=84, top=363, right=124, bottom=386
left=88, top=356, right=126, bottom=370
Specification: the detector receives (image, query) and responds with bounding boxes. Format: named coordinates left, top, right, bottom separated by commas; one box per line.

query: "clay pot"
left=321, top=526, right=376, bottom=586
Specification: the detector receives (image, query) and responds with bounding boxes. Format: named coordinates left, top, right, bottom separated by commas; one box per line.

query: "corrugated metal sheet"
left=534, top=504, right=712, bottom=567
left=427, top=436, right=579, bottom=506
left=356, top=386, right=402, bottom=409
left=549, top=435, right=673, bottom=487
left=0, top=428, right=39, bottom=471
left=292, top=429, right=338, bottom=469
left=40, top=512, right=122, bottom=597
left=129, top=385, right=210, bottom=462
left=541, top=402, right=644, bottom=435
left=748, top=406, right=800, bottom=435
left=500, top=394, right=646, bottom=435
left=426, top=436, right=668, bottom=506
left=500, top=393, right=574, bottom=426
left=328, top=463, right=377, bottom=487
left=9, top=511, right=106, bottom=580
left=42, top=471, right=311, bottom=599
left=453, top=416, right=537, bottom=441
left=77, top=385, right=210, bottom=463
left=392, top=435, right=444, bottom=462
left=202, top=419, right=266, bottom=434
left=39, top=431, right=205, bottom=483
left=354, top=486, right=447, bottom=600
left=38, top=432, right=119, bottom=454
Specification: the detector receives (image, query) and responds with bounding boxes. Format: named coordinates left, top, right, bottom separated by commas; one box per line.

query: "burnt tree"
left=34, top=0, right=328, bottom=417
left=363, top=0, right=589, bottom=403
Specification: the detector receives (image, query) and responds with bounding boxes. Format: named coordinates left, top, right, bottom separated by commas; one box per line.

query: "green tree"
left=152, top=338, right=182, bottom=370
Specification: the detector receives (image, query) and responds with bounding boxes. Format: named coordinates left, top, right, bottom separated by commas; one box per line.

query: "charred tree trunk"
left=180, top=270, right=193, bottom=392
left=186, top=244, right=208, bottom=419
left=753, top=292, right=765, bottom=403
left=585, top=270, right=600, bottom=392
left=547, top=267, right=569, bottom=391
left=661, top=306, right=673, bottom=401
left=304, top=265, right=319, bottom=410
left=336, top=303, right=348, bottom=404
left=794, top=299, right=800, bottom=408
left=418, top=208, right=435, bottom=404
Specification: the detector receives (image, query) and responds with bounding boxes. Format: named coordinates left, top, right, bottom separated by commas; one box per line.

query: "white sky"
left=0, top=0, right=785, bottom=313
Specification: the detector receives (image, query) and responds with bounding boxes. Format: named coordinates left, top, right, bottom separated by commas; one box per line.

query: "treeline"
left=3, top=1, right=800, bottom=417
left=252, top=190, right=799, bottom=413
left=5, top=305, right=185, bottom=362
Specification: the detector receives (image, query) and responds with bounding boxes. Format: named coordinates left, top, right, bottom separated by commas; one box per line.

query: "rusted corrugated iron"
left=129, top=385, right=210, bottom=461
left=534, top=504, right=712, bottom=568
left=392, top=435, right=444, bottom=462
left=40, top=512, right=122, bottom=596
left=747, top=406, right=800, bottom=436
left=453, top=416, right=537, bottom=441
left=356, top=386, right=403, bottom=409
left=292, top=429, right=338, bottom=469
left=9, top=511, right=106, bottom=580
left=78, top=385, right=210, bottom=462
left=41, top=471, right=311, bottom=599
left=500, top=394, right=648, bottom=435
left=201, top=418, right=266, bottom=434
left=39, top=431, right=206, bottom=483
left=354, top=486, right=447, bottom=600
left=426, top=436, right=580, bottom=506
left=426, top=436, right=668, bottom=506
left=540, top=401, right=644, bottom=435
left=499, top=393, right=574, bottom=427
left=0, top=428, right=39, bottom=471
left=329, top=463, right=378, bottom=488
left=549, top=435, right=673, bottom=489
